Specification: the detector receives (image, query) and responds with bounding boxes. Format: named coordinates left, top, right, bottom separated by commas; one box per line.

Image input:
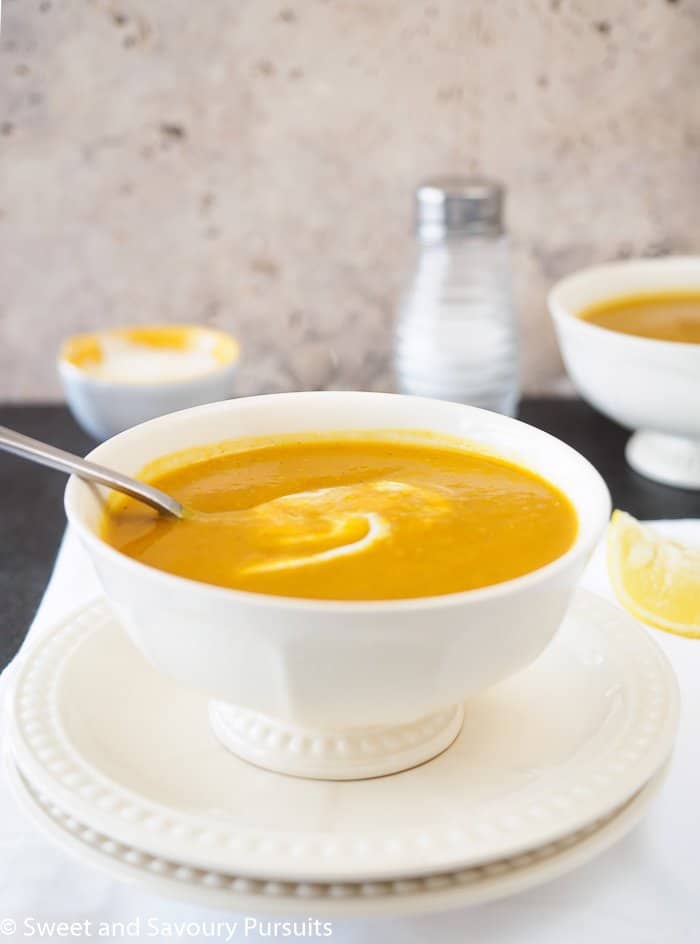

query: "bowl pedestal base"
left=626, top=430, right=700, bottom=490
left=208, top=701, right=465, bottom=780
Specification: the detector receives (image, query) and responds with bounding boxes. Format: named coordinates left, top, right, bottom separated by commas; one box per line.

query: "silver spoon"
left=0, top=425, right=184, bottom=518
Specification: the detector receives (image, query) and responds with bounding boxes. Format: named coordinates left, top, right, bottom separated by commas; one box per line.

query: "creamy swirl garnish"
left=236, top=480, right=450, bottom=575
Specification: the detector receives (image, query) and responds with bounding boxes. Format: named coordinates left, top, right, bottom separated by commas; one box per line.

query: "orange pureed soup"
left=580, top=292, right=700, bottom=343
left=101, top=433, right=578, bottom=601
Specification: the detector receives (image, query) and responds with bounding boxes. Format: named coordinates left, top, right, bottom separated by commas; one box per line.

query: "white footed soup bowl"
left=549, top=257, right=700, bottom=489
left=65, top=393, right=611, bottom=780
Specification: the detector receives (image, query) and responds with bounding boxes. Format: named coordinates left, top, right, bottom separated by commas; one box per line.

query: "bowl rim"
left=56, top=323, right=241, bottom=390
left=548, top=256, right=700, bottom=355
left=64, top=392, right=612, bottom=614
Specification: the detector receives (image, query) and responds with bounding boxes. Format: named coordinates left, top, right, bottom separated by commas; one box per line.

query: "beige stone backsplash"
left=1, top=0, right=698, bottom=399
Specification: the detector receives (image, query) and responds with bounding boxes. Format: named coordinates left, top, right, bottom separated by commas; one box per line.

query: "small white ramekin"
left=58, top=325, right=240, bottom=440
left=549, top=257, right=700, bottom=489
left=65, top=392, right=610, bottom=778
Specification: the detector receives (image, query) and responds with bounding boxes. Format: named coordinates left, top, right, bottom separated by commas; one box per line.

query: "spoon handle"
left=0, top=425, right=184, bottom=518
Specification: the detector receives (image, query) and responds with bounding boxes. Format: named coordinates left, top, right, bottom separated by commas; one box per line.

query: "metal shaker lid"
left=415, top=177, right=504, bottom=238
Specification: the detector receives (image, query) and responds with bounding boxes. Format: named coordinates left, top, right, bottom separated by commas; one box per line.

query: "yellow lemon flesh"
left=607, top=510, right=700, bottom=638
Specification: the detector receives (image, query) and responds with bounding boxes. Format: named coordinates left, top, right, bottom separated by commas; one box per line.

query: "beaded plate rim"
left=5, top=752, right=669, bottom=918
left=6, top=591, right=680, bottom=882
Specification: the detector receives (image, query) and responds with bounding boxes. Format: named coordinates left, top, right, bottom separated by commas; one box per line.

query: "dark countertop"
left=1, top=399, right=699, bottom=670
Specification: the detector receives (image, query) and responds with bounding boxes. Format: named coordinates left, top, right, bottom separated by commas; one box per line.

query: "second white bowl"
left=549, top=257, right=700, bottom=488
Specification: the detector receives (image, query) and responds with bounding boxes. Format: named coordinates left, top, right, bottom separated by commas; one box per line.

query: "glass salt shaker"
left=394, top=177, right=519, bottom=416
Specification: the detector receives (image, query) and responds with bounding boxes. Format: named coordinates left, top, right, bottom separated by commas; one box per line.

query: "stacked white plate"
left=4, top=589, right=679, bottom=917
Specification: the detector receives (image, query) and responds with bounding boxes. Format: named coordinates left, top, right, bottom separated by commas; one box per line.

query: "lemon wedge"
left=607, top=510, right=700, bottom=638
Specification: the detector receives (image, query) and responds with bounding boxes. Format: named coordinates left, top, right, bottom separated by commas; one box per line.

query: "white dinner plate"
left=5, top=753, right=669, bottom=917
left=6, top=590, right=679, bottom=883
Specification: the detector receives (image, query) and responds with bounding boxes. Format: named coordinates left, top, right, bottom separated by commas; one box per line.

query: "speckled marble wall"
left=0, top=0, right=698, bottom=399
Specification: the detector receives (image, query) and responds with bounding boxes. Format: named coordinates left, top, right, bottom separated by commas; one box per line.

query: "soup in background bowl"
left=65, top=392, right=610, bottom=779
left=580, top=292, right=700, bottom=343
left=549, top=257, right=700, bottom=490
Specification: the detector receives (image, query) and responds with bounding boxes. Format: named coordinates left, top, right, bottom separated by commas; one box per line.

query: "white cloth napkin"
left=0, top=523, right=698, bottom=944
